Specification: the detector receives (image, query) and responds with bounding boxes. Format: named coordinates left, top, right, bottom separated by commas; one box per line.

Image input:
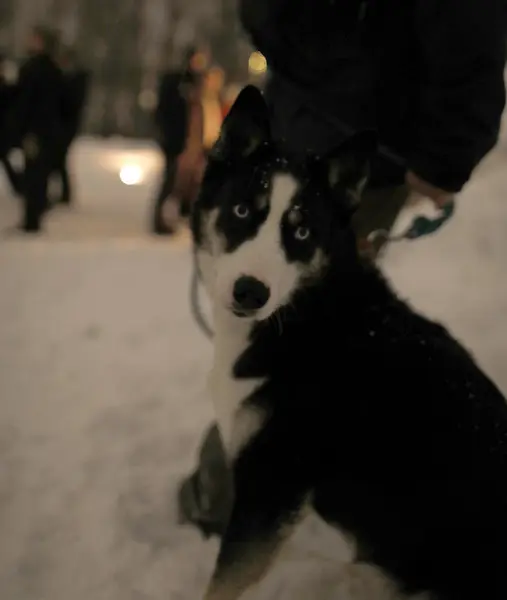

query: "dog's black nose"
left=233, top=276, right=270, bottom=311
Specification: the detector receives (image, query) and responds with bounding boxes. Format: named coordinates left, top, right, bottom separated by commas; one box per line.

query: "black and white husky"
left=191, top=85, right=507, bottom=600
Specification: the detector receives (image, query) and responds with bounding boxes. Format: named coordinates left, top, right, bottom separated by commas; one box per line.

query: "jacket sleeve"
left=154, top=75, right=167, bottom=127
left=14, top=59, right=47, bottom=140
left=411, top=0, right=507, bottom=192
left=12, top=63, right=35, bottom=139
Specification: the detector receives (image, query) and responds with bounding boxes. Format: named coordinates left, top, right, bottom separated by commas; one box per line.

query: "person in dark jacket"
left=52, top=47, right=89, bottom=206
left=151, top=47, right=205, bottom=235
left=12, top=26, right=65, bottom=233
left=0, top=53, right=22, bottom=196
left=178, top=0, right=507, bottom=536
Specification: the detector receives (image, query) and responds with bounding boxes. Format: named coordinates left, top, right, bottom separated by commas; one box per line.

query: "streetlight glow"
left=119, top=164, right=143, bottom=186
left=248, top=51, right=267, bottom=76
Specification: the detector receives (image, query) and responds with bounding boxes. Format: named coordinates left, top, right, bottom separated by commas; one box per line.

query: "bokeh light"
left=119, top=164, right=143, bottom=186
left=248, top=51, right=267, bottom=76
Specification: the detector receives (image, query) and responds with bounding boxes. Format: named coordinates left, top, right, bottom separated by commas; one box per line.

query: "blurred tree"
left=75, top=0, right=114, bottom=135
left=48, top=0, right=67, bottom=23
left=116, top=0, right=144, bottom=135
left=0, top=0, right=15, bottom=50
left=5, top=0, right=246, bottom=137
left=206, top=0, right=249, bottom=82
left=75, top=0, right=146, bottom=137
left=46, top=0, right=79, bottom=46
left=162, top=0, right=184, bottom=68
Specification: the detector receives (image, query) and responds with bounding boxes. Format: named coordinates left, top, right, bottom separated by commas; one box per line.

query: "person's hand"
left=406, top=170, right=455, bottom=208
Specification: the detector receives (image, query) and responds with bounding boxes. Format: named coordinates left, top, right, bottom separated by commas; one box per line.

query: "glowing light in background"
left=119, top=164, right=144, bottom=186
left=138, top=89, right=157, bottom=111
left=248, top=51, right=267, bottom=76
left=191, top=51, right=209, bottom=72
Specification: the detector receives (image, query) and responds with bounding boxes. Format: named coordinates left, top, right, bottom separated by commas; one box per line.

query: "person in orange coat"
left=221, top=82, right=241, bottom=119
left=173, top=65, right=229, bottom=219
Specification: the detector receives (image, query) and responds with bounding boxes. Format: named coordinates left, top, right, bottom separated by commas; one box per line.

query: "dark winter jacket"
left=0, top=78, right=18, bottom=153
left=154, top=71, right=191, bottom=157
left=14, top=53, right=65, bottom=144
left=240, top=0, right=507, bottom=191
left=61, top=68, right=90, bottom=143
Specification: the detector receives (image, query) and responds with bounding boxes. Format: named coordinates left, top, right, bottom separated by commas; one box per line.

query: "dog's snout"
left=233, top=276, right=270, bottom=311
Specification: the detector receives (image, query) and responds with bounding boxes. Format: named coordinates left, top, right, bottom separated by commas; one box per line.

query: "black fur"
left=232, top=263, right=507, bottom=599
left=195, top=87, right=507, bottom=600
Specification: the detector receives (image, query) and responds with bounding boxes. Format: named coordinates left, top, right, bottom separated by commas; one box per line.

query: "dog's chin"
left=230, top=303, right=281, bottom=323
left=231, top=306, right=258, bottom=320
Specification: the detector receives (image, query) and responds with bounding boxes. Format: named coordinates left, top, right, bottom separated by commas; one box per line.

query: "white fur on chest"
left=209, top=314, right=265, bottom=458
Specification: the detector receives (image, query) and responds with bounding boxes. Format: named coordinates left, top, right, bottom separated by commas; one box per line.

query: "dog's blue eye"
left=233, top=204, right=249, bottom=219
left=295, top=226, right=310, bottom=241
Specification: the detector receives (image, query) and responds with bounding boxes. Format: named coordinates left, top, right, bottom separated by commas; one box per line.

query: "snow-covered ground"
left=0, top=135, right=506, bottom=600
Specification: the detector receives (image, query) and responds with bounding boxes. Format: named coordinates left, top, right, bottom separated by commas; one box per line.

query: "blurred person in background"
left=52, top=46, right=90, bottom=207
left=172, top=68, right=205, bottom=220
left=0, top=52, right=22, bottom=197
left=222, top=82, right=241, bottom=118
left=150, top=46, right=206, bottom=235
left=171, top=65, right=228, bottom=219
left=201, top=66, right=227, bottom=155
left=9, top=26, right=65, bottom=233
left=178, top=0, right=507, bottom=536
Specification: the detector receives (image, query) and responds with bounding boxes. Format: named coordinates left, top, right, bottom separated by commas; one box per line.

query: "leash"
left=190, top=254, right=214, bottom=340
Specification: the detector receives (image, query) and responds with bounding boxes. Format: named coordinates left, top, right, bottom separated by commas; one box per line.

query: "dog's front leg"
left=203, top=452, right=306, bottom=600
left=204, top=521, right=287, bottom=600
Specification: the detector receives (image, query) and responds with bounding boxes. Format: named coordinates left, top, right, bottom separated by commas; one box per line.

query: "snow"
left=0, top=134, right=507, bottom=600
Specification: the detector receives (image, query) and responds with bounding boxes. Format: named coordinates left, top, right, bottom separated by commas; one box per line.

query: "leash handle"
left=402, top=199, right=455, bottom=240
left=369, top=198, right=456, bottom=245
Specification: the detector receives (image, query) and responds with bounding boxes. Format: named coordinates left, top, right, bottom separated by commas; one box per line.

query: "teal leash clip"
left=368, top=199, right=455, bottom=246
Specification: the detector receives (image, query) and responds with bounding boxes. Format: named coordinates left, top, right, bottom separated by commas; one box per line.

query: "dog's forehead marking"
left=268, top=173, right=299, bottom=222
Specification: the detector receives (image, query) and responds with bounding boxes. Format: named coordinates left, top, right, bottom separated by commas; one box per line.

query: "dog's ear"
left=210, top=85, right=270, bottom=162
left=325, top=130, right=377, bottom=212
